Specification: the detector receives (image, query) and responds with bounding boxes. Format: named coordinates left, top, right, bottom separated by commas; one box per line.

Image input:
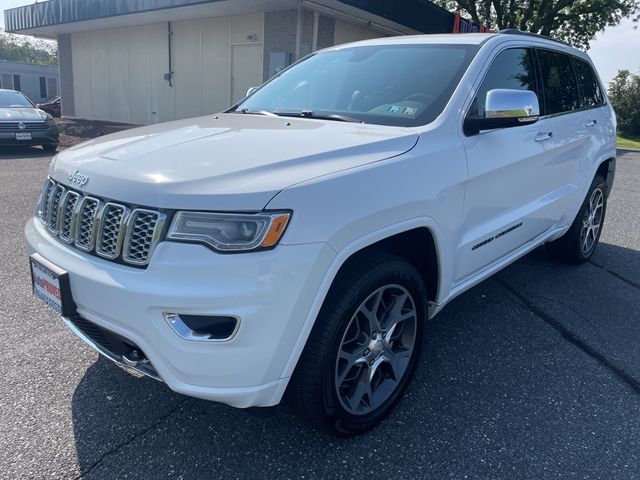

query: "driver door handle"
left=535, top=132, right=553, bottom=142
left=584, top=119, right=597, bottom=127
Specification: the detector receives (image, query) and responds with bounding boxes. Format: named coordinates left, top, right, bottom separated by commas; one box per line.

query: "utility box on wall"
left=268, top=52, right=292, bottom=78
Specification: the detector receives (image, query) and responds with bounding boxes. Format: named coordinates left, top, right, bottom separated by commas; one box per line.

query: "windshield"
left=234, top=44, right=478, bottom=127
left=0, top=91, right=34, bottom=108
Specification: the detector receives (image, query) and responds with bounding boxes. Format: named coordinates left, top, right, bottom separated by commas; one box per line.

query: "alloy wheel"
left=580, top=187, right=604, bottom=254
left=334, top=284, right=418, bottom=415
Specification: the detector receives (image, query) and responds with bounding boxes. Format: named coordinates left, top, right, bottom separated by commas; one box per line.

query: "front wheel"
left=42, top=144, right=58, bottom=152
left=546, top=174, right=607, bottom=264
left=288, top=252, right=427, bottom=436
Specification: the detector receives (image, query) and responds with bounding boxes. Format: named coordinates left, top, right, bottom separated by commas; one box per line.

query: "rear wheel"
left=546, top=174, right=607, bottom=263
left=288, top=251, right=427, bottom=436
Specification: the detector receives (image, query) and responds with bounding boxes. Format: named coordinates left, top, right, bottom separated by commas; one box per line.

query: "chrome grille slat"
left=39, top=179, right=56, bottom=224
left=46, top=185, right=65, bottom=234
left=38, top=178, right=164, bottom=267
left=59, top=191, right=80, bottom=243
left=123, top=209, right=166, bottom=266
left=95, top=203, right=129, bottom=259
left=74, top=197, right=101, bottom=251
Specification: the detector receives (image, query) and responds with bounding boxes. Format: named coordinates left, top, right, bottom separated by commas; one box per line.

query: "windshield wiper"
left=275, top=110, right=364, bottom=124
left=231, top=109, right=278, bottom=117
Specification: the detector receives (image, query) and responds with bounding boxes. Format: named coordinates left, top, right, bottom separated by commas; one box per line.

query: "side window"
left=469, top=48, right=537, bottom=118
left=537, top=50, right=580, bottom=115
left=572, top=58, right=604, bottom=108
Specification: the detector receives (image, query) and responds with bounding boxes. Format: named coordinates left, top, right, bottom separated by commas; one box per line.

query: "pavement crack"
left=589, top=259, right=640, bottom=290
left=74, top=397, right=189, bottom=479
left=495, top=276, right=640, bottom=397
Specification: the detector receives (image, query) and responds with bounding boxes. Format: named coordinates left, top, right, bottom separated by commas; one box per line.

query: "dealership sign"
left=453, top=12, right=491, bottom=33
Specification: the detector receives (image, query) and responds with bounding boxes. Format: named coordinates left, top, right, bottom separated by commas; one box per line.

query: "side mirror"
left=246, top=86, right=259, bottom=97
left=465, top=89, right=540, bottom=135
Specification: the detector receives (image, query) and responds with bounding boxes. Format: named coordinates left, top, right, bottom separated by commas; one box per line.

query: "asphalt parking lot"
left=1, top=146, right=639, bottom=479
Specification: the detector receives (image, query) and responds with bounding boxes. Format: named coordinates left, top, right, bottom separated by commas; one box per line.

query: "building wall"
left=333, top=20, right=382, bottom=45
left=70, top=13, right=264, bottom=124
left=65, top=9, right=387, bottom=124
left=262, top=10, right=381, bottom=83
left=0, top=60, right=59, bottom=104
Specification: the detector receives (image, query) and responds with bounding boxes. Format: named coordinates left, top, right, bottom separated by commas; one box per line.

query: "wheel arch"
left=595, top=156, right=616, bottom=197
left=278, top=218, right=444, bottom=383
left=336, top=227, right=440, bottom=306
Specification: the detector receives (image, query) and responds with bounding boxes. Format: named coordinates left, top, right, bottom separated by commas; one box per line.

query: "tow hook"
left=121, top=349, right=148, bottom=367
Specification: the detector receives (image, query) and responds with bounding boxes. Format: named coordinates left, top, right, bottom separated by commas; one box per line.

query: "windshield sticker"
left=387, top=105, right=419, bottom=116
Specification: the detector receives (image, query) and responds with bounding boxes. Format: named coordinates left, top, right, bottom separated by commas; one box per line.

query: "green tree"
left=0, top=29, right=57, bottom=65
left=434, top=0, right=639, bottom=48
left=608, top=69, right=640, bottom=136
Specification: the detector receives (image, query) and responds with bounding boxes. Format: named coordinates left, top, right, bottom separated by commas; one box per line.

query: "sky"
left=1, top=0, right=639, bottom=85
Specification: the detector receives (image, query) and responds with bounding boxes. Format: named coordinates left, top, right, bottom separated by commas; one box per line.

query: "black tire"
left=287, top=251, right=427, bottom=436
left=546, top=174, right=607, bottom=264
left=42, top=144, right=58, bottom=152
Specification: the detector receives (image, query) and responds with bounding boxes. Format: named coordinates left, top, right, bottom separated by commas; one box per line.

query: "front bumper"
left=0, top=126, right=59, bottom=146
left=25, top=218, right=334, bottom=407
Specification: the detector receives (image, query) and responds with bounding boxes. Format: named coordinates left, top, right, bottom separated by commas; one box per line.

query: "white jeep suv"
left=26, top=31, right=616, bottom=435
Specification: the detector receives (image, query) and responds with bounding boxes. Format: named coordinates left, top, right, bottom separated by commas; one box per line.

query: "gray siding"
left=263, top=9, right=335, bottom=82
left=0, top=60, right=59, bottom=103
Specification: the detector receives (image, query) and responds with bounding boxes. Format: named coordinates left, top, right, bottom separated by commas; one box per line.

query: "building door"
left=231, top=44, right=262, bottom=105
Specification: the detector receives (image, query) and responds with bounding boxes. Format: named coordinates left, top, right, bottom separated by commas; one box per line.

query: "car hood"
left=0, top=107, right=48, bottom=121
left=49, top=113, right=419, bottom=211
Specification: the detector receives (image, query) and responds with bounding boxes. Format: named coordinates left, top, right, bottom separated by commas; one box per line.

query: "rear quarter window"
left=572, top=58, right=605, bottom=108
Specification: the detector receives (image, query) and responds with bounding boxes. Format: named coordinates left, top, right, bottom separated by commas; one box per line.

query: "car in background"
left=0, top=89, right=59, bottom=151
left=37, top=96, right=61, bottom=118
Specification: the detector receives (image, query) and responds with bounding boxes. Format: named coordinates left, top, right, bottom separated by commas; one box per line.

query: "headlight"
left=167, top=211, right=291, bottom=252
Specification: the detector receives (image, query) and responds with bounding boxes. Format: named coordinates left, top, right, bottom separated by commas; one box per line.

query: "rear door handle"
left=535, top=132, right=553, bottom=142
left=584, top=119, right=597, bottom=127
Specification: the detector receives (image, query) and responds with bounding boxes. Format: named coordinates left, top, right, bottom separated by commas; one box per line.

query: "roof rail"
left=498, top=29, right=572, bottom=47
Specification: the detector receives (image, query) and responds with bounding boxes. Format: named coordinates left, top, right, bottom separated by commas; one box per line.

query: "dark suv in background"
left=0, top=89, right=59, bottom=151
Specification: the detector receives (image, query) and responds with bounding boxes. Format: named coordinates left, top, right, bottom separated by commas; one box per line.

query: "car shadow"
left=70, top=242, right=640, bottom=478
left=0, top=145, right=55, bottom=159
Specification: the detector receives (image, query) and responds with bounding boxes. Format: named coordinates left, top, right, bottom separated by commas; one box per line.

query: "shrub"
left=608, top=69, right=640, bottom=137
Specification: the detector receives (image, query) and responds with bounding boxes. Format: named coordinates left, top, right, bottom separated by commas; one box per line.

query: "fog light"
left=164, top=313, right=239, bottom=342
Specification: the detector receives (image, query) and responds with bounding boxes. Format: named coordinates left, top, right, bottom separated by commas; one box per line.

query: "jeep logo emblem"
left=68, top=170, right=89, bottom=187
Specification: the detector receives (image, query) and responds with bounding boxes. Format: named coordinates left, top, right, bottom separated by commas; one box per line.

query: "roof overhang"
left=4, top=0, right=454, bottom=38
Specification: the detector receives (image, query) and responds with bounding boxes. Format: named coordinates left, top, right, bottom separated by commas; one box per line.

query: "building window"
left=1, top=74, right=12, bottom=90
left=46, top=77, right=58, bottom=98
left=13, top=75, right=21, bottom=92
left=39, top=76, right=47, bottom=99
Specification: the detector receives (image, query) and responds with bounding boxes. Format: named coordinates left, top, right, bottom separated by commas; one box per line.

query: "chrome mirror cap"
left=485, top=88, right=540, bottom=121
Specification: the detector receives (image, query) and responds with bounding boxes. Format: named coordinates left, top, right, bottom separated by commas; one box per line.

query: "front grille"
left=39, top=178, right=166, bottom=267
left=0, top=121, right=49, bottom=131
